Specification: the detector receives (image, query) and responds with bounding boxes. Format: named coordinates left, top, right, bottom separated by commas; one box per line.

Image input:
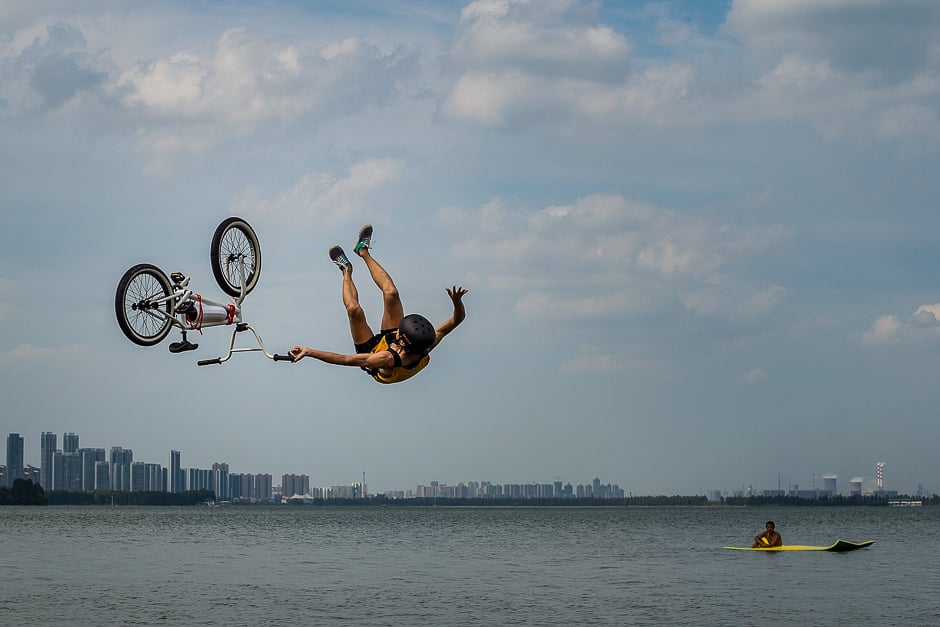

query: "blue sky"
left=2, top=0, right=940, bottom=495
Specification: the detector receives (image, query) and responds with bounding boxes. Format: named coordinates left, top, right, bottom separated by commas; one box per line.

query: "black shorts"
left=355, top=329, right=397, bottom=354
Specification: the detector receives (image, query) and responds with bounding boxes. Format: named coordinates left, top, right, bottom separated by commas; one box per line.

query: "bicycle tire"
left=211, top=217, right=261, bottom=297
left=115, top=263, right=174, bottom=346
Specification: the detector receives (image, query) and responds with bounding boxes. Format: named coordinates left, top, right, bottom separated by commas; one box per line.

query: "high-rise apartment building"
left=94, top=461, right=110, bottom=490
left=169, top=450, right=182, bottom=493
left=5, top=433, right=25, bottom=487
left=147, top=463, right=163, bottom=491
left=212, top=462, right=230, bottom=499
left=130, top=462, right=164, bottom=492
left=254, top=474, right=273, bottom=501
left=281, top=474, right=310, bottom=498
left=110, top=447, right=133, bottom=491
left=81, top=449, right=105, bottom=492
left=63, top=432, right=79, bottom=454
left=40, top=432, right=56, bottom=491
left=52, top=451, right=83, bottom=491
left=188, top=468, right=212, bottom=491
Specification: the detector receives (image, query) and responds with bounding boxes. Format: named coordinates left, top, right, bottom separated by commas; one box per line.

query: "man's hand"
left=446, top=285, right=468, bottom=303
left=289, top=346, right=308, bottom=363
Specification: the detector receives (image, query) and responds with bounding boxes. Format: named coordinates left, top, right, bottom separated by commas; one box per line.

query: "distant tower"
left=40, top=432, right=57, bottom=491
left=822, top=474, right=838, bottom=495
left=5, top=433, right=25, bottom=487
left=169, top=450, right=182, bottom=494
left=876, top=462, right=885, bottom=491
left=849, top=477, right=864, bottom=496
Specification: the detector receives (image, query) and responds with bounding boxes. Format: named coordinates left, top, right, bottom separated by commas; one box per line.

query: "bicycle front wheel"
left=211, top=217, right=261, bottom=297
left=116, top=263, right=174, bottom=346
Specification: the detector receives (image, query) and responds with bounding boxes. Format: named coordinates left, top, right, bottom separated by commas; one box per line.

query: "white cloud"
left=453, top=0, right=631, bottom=80
left=862, top=315, right=903, bottom=345
left=558, top=343, right=661, bottom=375
left=715, top=0, right=940, bottom=142
left=441, top=0, right=940, bottom=146
left=878, top=104, right=940, bottom=139
left=515, top=288, right=652, bottom=321
left=724, top=0, right=940, bottom=80
left=0, top=23, right=413, bottom=156
left=3, top=343, right=92, bottom=364
left=446, top=193, right=789, bottom=325
left=1, top=22, right=106, bottom=111
left=739, top=367, right=769, bottom=384
left=115, top=27, right=333, bottom=130
left=117, top=28, right=401, bottom=124
left=442, top=62, right=694, bottom=130
left=862, top=303, right=940, bottom=346
left=233, top=157, right=408, bottom=227
left=559, top=351, right=622, bottom=375
left=119, top=51, right=205, bottom=115
left=911, top=304, right=940, bottom=326
left=444, top=0, right=703, bottom=131
left=679, top=283, right=785, bottom=320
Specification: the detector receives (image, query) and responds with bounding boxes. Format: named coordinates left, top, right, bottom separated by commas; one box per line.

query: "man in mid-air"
left=290, top=225, right=467, bottom=384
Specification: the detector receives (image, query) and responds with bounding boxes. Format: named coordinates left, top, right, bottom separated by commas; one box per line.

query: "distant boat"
left=888, top=499, right=923, bottom=507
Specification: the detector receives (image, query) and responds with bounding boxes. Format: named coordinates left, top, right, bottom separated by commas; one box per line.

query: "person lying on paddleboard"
left=752, top=520, right=783, bottom=547
left=289, top=225, right=468, bottom=384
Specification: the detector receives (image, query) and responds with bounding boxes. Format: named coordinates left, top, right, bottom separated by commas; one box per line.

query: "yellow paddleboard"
left=723, top=539, right=874, bottom=552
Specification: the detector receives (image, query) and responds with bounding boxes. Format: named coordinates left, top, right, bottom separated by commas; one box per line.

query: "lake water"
left=1, top=505, right=937, bottom=626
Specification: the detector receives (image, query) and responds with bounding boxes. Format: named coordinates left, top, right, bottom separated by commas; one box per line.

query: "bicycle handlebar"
left=192, top=323, right=293, bottom=366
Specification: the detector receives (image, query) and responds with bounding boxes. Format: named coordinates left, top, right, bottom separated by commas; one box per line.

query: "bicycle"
left=115, top=217, right=292, bottom=366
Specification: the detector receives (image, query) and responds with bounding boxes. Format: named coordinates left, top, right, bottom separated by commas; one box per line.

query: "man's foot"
left=329, top=245, right=352, bottom=272
left=354, top=224, right=373, bottom=257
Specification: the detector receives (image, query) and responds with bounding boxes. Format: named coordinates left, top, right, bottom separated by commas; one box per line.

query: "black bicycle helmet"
left=399, top=314, right=435, bottom=354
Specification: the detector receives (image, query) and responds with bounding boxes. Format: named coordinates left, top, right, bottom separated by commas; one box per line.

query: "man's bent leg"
left=340, top=263, right=374, bottom=346
left=358, top=248, right=404, bottom=331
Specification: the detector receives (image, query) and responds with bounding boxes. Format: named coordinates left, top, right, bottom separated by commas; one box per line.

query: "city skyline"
left=1, top=429, right=626, bottom=499
left=3, top=430, right=928, bottom=498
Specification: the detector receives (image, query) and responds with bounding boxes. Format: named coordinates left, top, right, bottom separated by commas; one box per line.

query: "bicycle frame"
left=117, top=216, right=290, bottom=366
left=133, top=258, right=289, bottom=365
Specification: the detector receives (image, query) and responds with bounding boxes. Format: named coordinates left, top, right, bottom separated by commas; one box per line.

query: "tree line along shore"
left=2, top=479, right=935, bottom=507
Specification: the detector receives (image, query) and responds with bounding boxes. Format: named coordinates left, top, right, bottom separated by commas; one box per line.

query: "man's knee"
left=346, top=303, right=365, bottom=321
left=383, top=286, right=400, bottom=303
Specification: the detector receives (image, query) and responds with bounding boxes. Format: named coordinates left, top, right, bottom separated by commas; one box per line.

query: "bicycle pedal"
left=170, top=272, right=187, bottom=283
left=168, top=340, right=199, bottom=353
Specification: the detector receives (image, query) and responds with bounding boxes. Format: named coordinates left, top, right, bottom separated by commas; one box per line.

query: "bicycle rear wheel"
left=211, top=217, right=261, bottom=297
left=116, top=263, right=174, bottom=346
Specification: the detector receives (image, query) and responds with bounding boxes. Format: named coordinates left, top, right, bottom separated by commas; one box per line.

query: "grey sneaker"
left=329, top=245, right=351, bottom=272
left=354, top=224, right=373, bottom=256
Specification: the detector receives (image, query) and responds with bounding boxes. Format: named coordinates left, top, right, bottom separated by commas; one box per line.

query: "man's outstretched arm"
left=289, top=346, right=394, bottom=369
left=429, top=285, right=468, bottom=351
